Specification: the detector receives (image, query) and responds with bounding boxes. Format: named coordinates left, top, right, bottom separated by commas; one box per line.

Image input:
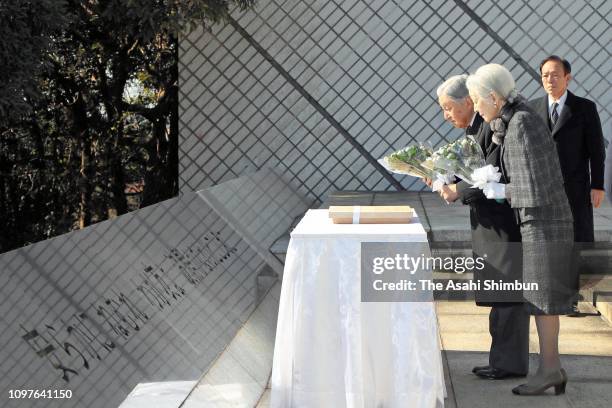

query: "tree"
left=0, top=1, right=68, bottom=124
left=0, top=0, right=256, bottom=252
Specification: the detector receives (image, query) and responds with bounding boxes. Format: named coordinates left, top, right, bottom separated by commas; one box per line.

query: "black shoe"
left=475, top=367, right=527, bottom=380
left=472, top=365, right=490, bottom=374
left=567, top=303, right=581, bottom=317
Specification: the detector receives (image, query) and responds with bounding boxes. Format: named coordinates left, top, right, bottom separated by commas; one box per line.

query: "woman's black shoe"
left=512, top=370, right=567, bottom=395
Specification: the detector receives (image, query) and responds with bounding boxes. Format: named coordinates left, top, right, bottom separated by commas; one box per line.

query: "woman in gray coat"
left=466, top=64, right=575, bottom=396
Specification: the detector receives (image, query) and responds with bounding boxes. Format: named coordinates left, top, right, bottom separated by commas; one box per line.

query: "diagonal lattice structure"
left=0, top=166, right=308, bottom=408
left=0, top=3, right=609, bottom=406
left=179, top=0, right=611, bottom=206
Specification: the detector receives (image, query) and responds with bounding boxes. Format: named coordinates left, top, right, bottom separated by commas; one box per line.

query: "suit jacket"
left=528, top=91, right=605, bottom=189
left=455, top=114, right=506, bottom=203
left=528, top=91, right=605, bottom=241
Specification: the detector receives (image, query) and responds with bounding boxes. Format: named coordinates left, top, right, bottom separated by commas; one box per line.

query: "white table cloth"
left=271, top=209, right=445, bottom=408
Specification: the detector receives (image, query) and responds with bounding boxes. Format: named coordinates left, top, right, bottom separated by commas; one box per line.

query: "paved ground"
left=256, top=300, right=612, bottom=408
left=437, top=301, right=612, bottom=408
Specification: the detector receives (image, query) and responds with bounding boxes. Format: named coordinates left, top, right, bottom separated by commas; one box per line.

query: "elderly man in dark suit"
left=529, top=56, right=606, bottom=313
left=435, top=75, right=529, bottom=380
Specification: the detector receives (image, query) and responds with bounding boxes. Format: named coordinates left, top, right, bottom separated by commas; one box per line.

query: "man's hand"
left=591, top=189, right=605, bottom=208
left=440, top=183, right=459, bottom=202
left=421, top=177, right=433, bottom=188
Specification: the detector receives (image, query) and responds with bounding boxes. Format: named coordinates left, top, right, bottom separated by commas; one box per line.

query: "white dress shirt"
left=465, top=113, right=477, bottom=133
left=469, top=112, right=477, bottom=127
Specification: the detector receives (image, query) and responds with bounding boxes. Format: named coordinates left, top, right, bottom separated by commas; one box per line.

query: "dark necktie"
left=466, top=123, right=477, bottom=136
left=551, top=102, right=559, bottom=126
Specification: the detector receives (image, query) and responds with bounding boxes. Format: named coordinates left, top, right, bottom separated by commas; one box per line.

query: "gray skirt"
left=520, top=219, right=576, bottom=315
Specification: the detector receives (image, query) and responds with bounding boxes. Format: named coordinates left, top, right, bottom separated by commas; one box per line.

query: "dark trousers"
left=488, top=304, right=530, bottom=374
left=567, top=185, right=595, bottom=297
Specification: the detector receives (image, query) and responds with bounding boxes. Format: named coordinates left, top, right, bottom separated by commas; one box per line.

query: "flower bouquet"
left=422, top=136, right=487, bottom=185
left=378, top=144, right=436, bottom=179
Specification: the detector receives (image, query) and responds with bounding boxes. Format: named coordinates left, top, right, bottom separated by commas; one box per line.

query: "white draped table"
left=271, top=209, right=446, bottom=408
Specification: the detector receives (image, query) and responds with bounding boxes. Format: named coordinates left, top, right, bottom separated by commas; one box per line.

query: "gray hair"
left=436, top=74, right=470, bottom=102
left=466, top=64, right=517, bottom=103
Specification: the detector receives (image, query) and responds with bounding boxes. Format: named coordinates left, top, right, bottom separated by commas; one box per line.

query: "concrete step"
left=595, top=295, right=612, bottom=325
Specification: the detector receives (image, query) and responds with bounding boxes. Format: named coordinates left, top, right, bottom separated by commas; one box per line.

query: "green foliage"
left=0, top=0, right=68, bottom=124
left=390, top=145, right=432, bottom=164
left=0, top=0, right=257, bottom=253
